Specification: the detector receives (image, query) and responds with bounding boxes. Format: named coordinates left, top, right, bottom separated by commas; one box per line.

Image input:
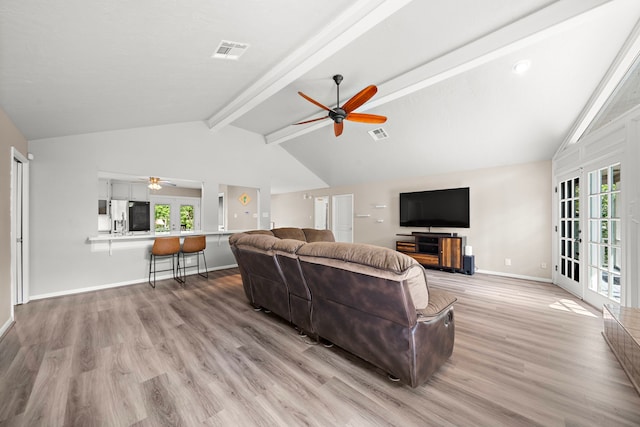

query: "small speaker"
left=463, top=255, right=475, bottom=275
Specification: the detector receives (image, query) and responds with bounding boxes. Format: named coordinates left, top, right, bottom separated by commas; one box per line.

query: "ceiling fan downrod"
left=332, top=74, right=345, bottom=123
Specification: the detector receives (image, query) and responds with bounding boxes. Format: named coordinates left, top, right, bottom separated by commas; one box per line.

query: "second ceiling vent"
left=213, top=40, right=250, bottom=60
left=368, top=127, right=389, bottom=141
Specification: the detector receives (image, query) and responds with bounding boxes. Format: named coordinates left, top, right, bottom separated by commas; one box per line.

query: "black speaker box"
left=463, top=255, right=475, bottom=275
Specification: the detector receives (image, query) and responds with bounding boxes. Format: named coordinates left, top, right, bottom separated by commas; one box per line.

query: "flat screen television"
left=128, top=201, right=151, bottom=232
left=400, top=187, right=470, bottom=228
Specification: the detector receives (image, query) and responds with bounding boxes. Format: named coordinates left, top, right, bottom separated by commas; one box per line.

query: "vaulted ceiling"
left=2, top=0, right=640, bottom=192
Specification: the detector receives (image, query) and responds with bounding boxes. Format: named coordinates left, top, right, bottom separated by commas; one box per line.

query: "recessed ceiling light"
left=512, top=59, right=531, bottom=74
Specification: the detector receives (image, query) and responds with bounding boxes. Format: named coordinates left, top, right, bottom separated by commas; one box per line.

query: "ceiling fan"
left=294, top=74, right=387, bottom=137
left=147, top=177, right=176, bottom=190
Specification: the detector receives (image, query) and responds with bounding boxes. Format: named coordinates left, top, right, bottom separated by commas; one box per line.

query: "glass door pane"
left=180, top=205, right=194, bottom=231
left=154, top=204, right=171, bottom=232
left=558, top=176, right=581, bottom=290
left=587, top=163, right=621, bottom=303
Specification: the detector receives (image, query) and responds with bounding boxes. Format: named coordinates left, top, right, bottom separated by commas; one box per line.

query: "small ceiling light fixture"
left=512, top=59, right=531, bottom=75
left=148, top=177, right=162, bottom=190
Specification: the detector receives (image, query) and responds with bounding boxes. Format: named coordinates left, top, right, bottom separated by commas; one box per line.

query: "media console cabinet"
left=396, top=232, right=465, bottom=272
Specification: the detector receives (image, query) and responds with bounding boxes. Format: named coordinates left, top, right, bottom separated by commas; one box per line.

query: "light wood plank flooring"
left=1, top=268, right=639, bottom=426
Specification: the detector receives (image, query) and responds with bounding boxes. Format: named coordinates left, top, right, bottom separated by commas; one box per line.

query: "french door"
left=151, top=196, right=201, bottom=233
left=555, top=163, right=623, bottom=307
left=556, top=173, right=582, bottom=297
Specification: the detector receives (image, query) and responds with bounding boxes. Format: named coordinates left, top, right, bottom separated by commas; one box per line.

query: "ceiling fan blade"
left=341, top=85, right=377, bottom=113
left=294, top=116, right=329, bottom=125
left=298, top=92, right=333, bottom=112
left=334, top=122, right=344, bottom=137
left=345, top=112, right=387, bottom=124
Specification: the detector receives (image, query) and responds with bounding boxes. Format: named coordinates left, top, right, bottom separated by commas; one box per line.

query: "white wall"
left=226, top=185, right=259, bottom=231
left=0, top=109, right=28, bottom=335
left=272, top=160, right=552, bottom=281
left=28, top=121, right=323, bottom=297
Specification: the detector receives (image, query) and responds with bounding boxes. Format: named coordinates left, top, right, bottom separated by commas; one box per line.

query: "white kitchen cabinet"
left=98, top=178, right=110, bottom=200
left=130, top=183, right=149, bottom=201
left=111, top=181, right=130, bottom=200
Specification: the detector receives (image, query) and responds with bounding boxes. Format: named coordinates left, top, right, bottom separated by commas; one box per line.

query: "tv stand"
left=396, top=233, right=465, bottom=272
left=421, top=231, right=457, bottom=237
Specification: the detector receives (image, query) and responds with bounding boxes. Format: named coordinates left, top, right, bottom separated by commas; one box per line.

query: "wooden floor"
left=1, top=269, right=639, bottom=426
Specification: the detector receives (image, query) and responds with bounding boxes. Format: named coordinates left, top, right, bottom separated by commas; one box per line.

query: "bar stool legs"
left=148, top=236, right=182, bottom=288
left=180, top=235, right=208, bottom=283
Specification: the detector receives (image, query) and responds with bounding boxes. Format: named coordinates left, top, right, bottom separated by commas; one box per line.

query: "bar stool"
left=148, top=236, right=182, bottom=288
left=180, top=235, right=208, bottom=282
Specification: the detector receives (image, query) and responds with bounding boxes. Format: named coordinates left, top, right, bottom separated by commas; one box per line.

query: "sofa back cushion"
left=229, top=229, right=274, bottom=247
left=297, top=242, right=427, bottom=381
left=272, top=239, right=308, bottom=299
left=271, top=227, right=307, bottom=241
left=297, top=242, right=429, bottom=310
left=302, top=228, right=336, bottom=243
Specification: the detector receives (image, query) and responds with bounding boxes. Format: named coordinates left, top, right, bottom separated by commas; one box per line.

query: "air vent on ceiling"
left=368, top=127, right=389, bottom=141
left=212, top=40, right=250, bottom=60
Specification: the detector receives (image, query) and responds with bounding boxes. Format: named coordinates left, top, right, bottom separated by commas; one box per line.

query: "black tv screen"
left=400, top=187, right=470, bottom=228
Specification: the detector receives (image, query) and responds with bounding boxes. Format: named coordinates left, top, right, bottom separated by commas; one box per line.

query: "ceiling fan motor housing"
left=330, top=108, right=346, bottom=123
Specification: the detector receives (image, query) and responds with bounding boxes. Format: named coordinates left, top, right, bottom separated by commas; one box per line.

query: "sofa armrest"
left=416, top=289, right=456, bottom=320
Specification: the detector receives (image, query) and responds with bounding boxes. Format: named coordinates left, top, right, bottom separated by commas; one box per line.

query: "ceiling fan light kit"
left=295, top=74, right=387, bottom=137
left=148, top=177, right=162, bottom=190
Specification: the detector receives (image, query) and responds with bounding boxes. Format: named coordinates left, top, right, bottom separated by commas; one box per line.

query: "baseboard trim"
left=476, top=269, right=552, bottom=284
left=30, top=263, right=239, bottom=301
left=0, top=318, right=15, bottom=341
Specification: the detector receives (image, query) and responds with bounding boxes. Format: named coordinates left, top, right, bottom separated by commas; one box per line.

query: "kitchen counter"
left=87, top=230, right=246, bottom=255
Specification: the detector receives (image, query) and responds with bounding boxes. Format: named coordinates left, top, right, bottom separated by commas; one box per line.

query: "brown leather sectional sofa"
left=229, top=227, right=457, bottom=387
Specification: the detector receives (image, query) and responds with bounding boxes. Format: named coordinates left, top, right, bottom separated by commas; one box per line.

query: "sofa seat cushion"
left=417, top=289, right=457, bottom=319
left=297, top=242, right=429, bottom=309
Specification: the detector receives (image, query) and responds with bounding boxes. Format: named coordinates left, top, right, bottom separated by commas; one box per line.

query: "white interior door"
left=11, top=148, right=29, bottom=306
left=332, top=194, right=353, bottom=243
left=14, top=159, right=23, bottom=304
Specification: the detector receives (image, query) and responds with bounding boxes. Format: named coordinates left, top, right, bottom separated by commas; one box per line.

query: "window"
left=588, top=164, right=621, bottom=302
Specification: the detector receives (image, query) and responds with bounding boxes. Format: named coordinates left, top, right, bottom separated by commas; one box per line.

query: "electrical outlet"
left=541, top=262, right=547, bottom=269
left=505, top=258, right=511, bottom=266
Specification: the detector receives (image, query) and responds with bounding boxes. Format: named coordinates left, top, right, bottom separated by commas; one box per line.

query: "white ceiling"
left=2, top=0, right=640, bottom=191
